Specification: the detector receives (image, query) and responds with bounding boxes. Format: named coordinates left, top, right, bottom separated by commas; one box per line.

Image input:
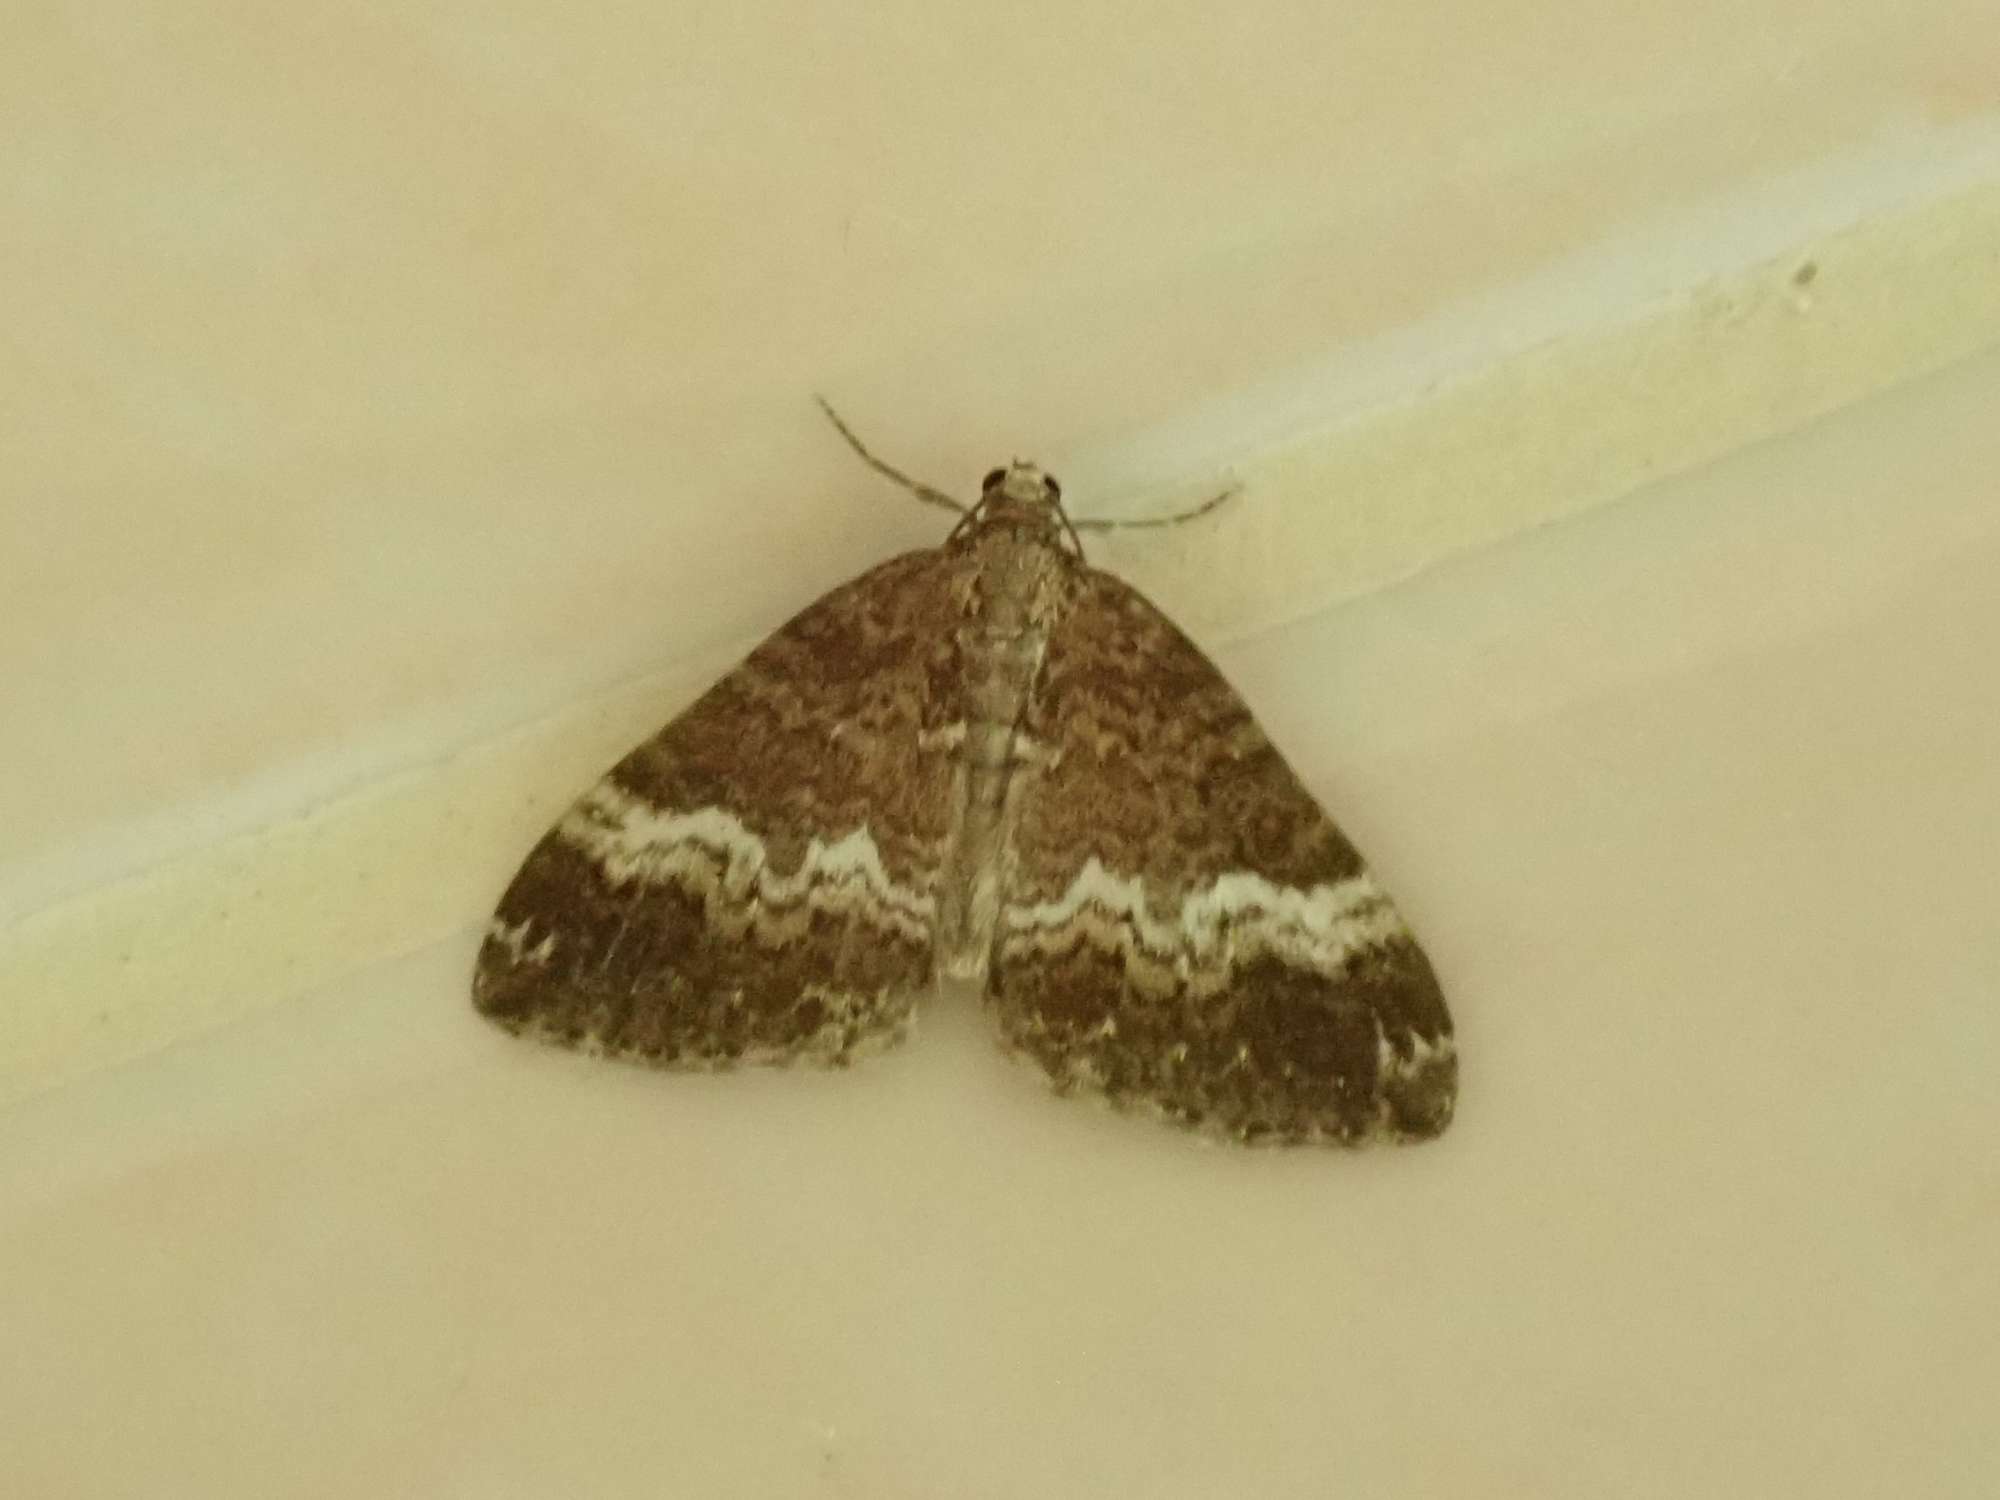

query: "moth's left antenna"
left=815, top=397, right=969, bottom=517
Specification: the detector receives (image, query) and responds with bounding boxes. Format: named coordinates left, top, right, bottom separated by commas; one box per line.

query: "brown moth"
left=473, top=410, right=1455, bottom=1145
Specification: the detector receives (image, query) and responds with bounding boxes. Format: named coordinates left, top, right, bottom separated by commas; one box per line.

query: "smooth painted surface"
left=7, top=1, right=1999, bottom=891
left=10, top=8, right=2000, bottom=1105
left=4, top=353, right=1996, bottom=1496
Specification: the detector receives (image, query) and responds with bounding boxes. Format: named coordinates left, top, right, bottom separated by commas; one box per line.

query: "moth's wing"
left=991, top=568, right=1456, bottom=1143
left=474, top=548, right=965, bottom=1068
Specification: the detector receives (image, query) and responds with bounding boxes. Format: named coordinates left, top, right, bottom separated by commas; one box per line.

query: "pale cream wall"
left=3, top=3, right=1998, bottom=1094
left=5, top=349, right=1996, bottom=1498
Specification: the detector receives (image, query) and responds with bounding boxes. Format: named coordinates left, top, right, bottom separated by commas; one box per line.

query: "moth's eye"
left=982, top=467, right=1007, bottom=491
left=1044, top=475, right=1062, bottom=502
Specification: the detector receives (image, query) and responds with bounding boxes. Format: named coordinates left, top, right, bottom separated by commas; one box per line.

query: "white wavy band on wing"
left=1376, top=1020, right=1455, bottom=1083
left=487, top=916, right=558, bottom=966
left=1001, top=857, right=1410, bottom=979
left=556, top=780, right=936, bottom=944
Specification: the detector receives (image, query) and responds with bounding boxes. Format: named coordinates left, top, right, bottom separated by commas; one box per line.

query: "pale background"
left=3, top=3, right=1998, bottom=1494
left=5, top=1, right=2000, bottom=1089
left=6, top=354, right=1998, bottom=1495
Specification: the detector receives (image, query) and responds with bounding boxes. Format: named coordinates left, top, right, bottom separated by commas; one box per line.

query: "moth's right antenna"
left=815, top=397, right=969, bottom=517
left=1072, top=486, right=1238, bottom=533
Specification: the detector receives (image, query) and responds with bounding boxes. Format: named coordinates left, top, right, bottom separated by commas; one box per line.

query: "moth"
left=473, top=406, right=1455, bottom=1145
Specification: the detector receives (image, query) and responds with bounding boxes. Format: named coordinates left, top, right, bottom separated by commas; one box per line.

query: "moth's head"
left=978, top=461, right=1063, bottom=514
left=960, top=460, right=1078, bottom=554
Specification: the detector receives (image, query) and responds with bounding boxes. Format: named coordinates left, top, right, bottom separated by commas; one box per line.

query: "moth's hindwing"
left=473, top=549, right=965, bottom=1068
left=990, top=568, right=1456, bottom=1144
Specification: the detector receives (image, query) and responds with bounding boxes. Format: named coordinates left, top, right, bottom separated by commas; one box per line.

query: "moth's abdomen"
left=932, top=536, right=1070, bottom=982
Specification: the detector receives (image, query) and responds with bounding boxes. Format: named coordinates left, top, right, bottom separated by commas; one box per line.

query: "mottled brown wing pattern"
left=991, top=568, right=1456, bottom=1144
left=474, top=549, right=968, bottom=1068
